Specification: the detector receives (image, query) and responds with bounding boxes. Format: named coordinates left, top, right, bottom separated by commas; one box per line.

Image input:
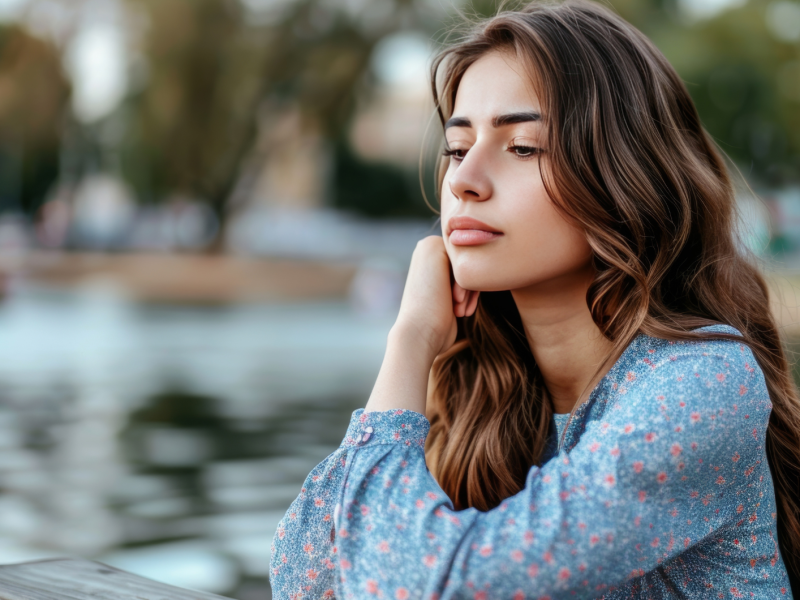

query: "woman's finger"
left=452, top=281, right=467, bottom=304
left=465, top=290, right=481, bottom=317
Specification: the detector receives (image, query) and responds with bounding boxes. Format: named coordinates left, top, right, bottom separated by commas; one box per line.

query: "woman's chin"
left=452, top=272, right=510, bottom=293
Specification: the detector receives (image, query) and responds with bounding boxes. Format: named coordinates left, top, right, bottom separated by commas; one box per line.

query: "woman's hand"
left=392, top=235, right=480, bottom=361
left=365, top=236, right=479, bottom=414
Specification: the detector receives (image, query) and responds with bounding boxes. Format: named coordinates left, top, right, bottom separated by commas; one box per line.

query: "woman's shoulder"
left=653, top=322, right=754, bottom=361
left=595, top=323, right=772, bottom=436
left=609, top=323, right=766, bottom=398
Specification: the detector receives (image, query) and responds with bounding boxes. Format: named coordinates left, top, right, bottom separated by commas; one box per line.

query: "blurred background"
left=0, top=0, right=797, bottom=597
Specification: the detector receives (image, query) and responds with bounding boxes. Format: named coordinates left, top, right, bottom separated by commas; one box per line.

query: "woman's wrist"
left=364, top=323, right=438, bottom=414
left=388, top=321, right=441, bottom=367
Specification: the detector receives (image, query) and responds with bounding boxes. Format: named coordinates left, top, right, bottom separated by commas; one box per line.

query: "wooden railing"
left=0, top=558, right=233, bottom=600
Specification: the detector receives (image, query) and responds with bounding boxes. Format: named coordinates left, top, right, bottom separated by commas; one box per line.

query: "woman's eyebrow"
left=444, top=111, right=542, bottom=130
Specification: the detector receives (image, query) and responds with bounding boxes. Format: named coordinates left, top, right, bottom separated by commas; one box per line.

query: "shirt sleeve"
left=269, top=341, right=774, bottom=600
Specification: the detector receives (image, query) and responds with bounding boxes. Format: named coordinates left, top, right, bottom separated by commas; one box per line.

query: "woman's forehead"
left=451, top=51, right=543, bottom=123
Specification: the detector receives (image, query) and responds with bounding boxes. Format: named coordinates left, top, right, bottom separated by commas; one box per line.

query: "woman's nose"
left=447, top=147, right=493, bottom=202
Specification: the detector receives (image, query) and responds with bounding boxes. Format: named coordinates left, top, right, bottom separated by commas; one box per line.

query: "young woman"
left=269, top=1, right=800, bottom=598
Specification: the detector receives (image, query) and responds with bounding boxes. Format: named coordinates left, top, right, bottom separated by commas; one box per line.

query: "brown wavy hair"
left=423, top=0, right=800, bottom=591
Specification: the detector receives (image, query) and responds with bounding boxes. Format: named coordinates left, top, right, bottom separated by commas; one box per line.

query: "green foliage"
left=119, top=0, right=266, bottom=210
left=331, top=137, right=431, bottom=218
left=615, top=0, right=800, bottom=186
left=0, top=24, right=71, bottom=214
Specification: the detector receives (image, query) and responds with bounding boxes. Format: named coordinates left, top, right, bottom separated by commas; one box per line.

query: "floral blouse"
left=269, top=324, right=793, bottom=599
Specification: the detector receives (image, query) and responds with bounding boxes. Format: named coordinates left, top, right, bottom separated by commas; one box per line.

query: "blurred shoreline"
left=0, top=251, right=359, bottom=304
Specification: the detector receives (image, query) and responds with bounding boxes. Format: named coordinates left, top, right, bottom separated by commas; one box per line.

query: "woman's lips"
left=449, top=229, right=503, bottom=245
left=447, top=215, right=503, bottom=246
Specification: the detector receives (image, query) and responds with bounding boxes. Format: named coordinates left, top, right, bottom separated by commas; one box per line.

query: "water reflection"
left=0, top=285, right=394, bottom=598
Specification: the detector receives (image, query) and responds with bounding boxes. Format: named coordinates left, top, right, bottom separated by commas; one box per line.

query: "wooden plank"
left=0, top=558, right=233, bottom=600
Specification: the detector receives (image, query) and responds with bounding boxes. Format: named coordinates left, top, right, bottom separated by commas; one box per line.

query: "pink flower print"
left=684, top=537, right=691, bottom=548
left=639, top=490, right=647, bottom=502
left=690, top=412, right=701, bottom=423
left=277, top=526, right=285, bottom=539
left=716, top=475, right=726, bottom=485
left=524, top=530, right=535, bottom=545
left=543, top=551, right=554, bottom=564
left=393, top=431, right=401, bottom=440
left=650, top=537, right=659, bottom=547
left=474, top=592, right=487, bottom=600
left=360, top=505, right=370, bottom=516
left=359, top=413, right=368, bottom=423
left=314, top=498, right=324, bottom=507
left=378, top=540, right=390, bottom=552
left=340, top=558, right=351, bottom=569
left=479, top=545, right=492, bottom=557
left=511, top=549, right=523, bottom=562
left=732, top=452, right=740, bottom=462
left=323, top=513, right=330, bottom=522
left=527, top=563, right=539, bottom=577
left=624, top=423, right=636, bottom=434
left=715, top=373, right=725, bottom=382
left=610, top=446, right=620, bottom=457
left=366, top=579, right=379, bottom=594
left=323, top=590, right=335, bottom=598
left=307, top=568, right=318, bottom=580
left=558, top=567, right=571, bottom=580
left=739, top=385, right=748, bottom=396
left=303, top=543, right=314, bottom=554
left=590, top=442, right=601, bottom=452
left=644, top=432, right=656, bottom=442
left=604, top=474, right=616, bottom=486
left=590, top=534, right=600, bottom=545
left=626, top=371, right=636, bottom=382
left=423, top=554, right=437, bottom=567
left=671, top=443, right=683, bottom=456
left=415, top=499, right=425, bottom=509
left=657, top=472, right=668, bottom=483
left=396, top=587, right=410, bottom=600
left=633, top=461, right=644, bottom=473
left=513, top=591, right=525, bottom=600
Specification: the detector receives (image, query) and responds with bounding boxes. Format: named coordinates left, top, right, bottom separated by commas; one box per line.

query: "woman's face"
left=441, top=50, right=593, bottom=293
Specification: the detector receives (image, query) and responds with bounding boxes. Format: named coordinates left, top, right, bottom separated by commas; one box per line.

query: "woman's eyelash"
left=441, top=145, right=543, bottom=161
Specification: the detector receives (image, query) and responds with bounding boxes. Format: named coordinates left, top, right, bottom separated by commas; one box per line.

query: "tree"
left=0, top=24, right=72, bottom=215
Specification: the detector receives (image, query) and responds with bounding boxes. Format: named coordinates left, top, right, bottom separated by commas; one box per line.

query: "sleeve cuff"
left=340, top=408, right=431, bottom=449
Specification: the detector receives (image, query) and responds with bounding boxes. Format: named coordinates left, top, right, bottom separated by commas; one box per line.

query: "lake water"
left=0, top=283, right=396, bottom=598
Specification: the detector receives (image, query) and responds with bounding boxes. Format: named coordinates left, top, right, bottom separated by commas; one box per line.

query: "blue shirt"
left=269, top=324, right=793, bottom=599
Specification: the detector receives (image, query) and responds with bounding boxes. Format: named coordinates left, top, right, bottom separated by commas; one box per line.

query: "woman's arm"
left=333, top=345, right=781, bottom=599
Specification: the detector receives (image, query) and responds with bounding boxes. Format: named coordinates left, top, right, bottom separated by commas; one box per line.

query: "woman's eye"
left=508, top=145, right=542, bottom=159
left=442, top=147, right=466, bottom=161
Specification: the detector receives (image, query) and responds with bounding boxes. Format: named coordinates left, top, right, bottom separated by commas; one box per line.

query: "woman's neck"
left=511, top=266, right=618, bottom=415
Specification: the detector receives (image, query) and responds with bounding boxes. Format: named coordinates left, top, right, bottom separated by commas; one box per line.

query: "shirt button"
left=359, top=426, right=374, bottom=445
